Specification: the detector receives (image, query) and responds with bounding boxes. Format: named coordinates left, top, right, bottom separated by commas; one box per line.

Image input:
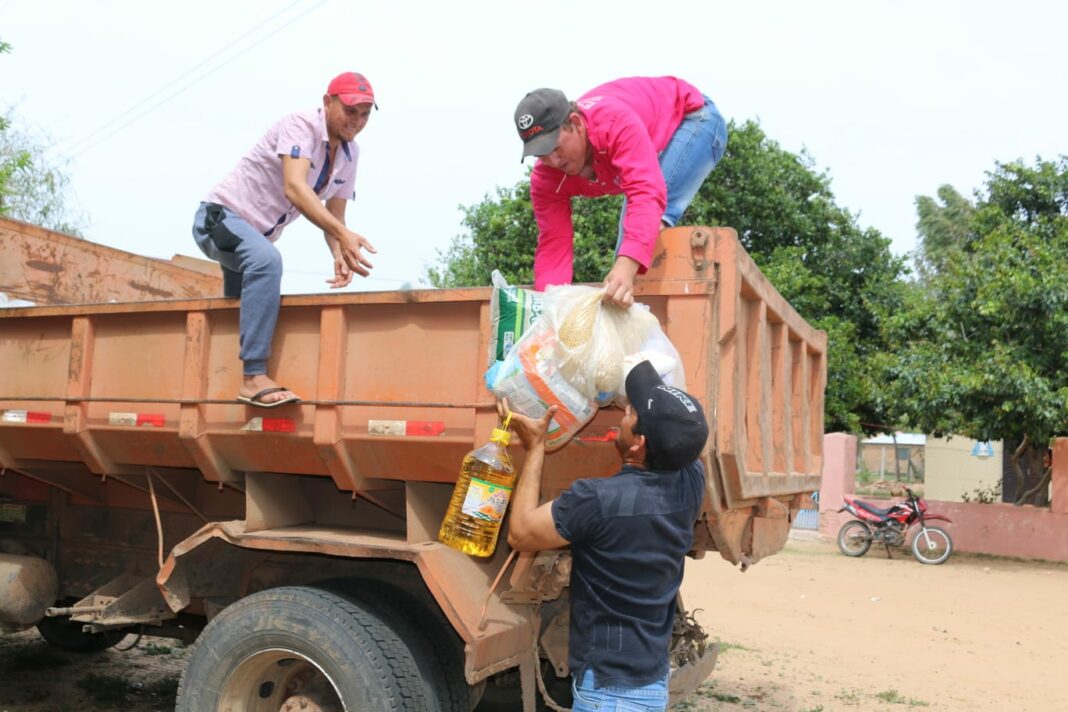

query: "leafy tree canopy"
left=914, top=184, right=976, bottom=282
left=427, top=119, right=909, bottom=432
left=0, top=39, right=84, bottom=235
left=886, top=157, right=1068, bottom=502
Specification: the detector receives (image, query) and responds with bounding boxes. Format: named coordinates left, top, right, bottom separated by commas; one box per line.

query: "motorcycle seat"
left=853, top=499, right=897, bottom=517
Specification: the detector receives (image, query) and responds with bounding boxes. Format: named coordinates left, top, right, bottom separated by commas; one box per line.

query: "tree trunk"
left=1010, top=436, right=1030, bottom=506
left=1018, top=467, right=1052, bottom=506
left=1016, top=442, right=1051, bottom=507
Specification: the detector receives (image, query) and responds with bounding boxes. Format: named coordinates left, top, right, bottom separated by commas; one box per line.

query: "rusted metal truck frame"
left=0, top=216, right=222, bottom=304
left=0, top=226, right=826, bottom=711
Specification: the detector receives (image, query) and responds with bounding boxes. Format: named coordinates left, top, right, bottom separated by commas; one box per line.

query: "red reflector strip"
left=368, top=419, right=445, bottom=436
left=109, top=412, right=165, bottom=427
left=405, top=421, right=445, bottom=436
left=2, top=410, right=52, bottom=424
left=576, top=430, right=619, bottom=442
left=262, top=417, right=296, bottom=433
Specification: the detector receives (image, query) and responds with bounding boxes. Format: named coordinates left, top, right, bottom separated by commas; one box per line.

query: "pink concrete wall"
left=922, top=501, right=1068, bottom=561
left=818, top=433, right=857, bottom=539
left=817, top=434, right=1068, bottom=564
left=822, top=500, right=1068, bottom=563
left=1053, top=438, right=1068, bottom=516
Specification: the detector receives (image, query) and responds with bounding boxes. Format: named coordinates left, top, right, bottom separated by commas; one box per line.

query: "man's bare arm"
left=500, top=401, right=569, bottom=552
left=281, top=155, right=375, bottom=276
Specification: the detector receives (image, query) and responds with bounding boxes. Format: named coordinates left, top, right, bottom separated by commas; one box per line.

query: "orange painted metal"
left=0, top=216, right=221, bottom=305
left=155, top=520, right=532, bottom=682
left=0, top=226, right=826, bottom=548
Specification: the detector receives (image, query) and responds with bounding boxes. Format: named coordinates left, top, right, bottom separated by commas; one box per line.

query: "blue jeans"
left=570, top=669, right=669, bottom=712
left=192, top=202, right=283, bottom=377
left=616, top=95, right=729, bottom=252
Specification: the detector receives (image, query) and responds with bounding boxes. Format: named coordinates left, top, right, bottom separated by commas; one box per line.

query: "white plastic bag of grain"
left=489, top=320, right=597, bottom=452
left=620, top=327, right=687, bottom=397
left=539, top=285, right=663, bottom=404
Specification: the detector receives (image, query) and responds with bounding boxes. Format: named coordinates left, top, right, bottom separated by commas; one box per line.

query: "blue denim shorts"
left=570, top=668, right=669, bottom=712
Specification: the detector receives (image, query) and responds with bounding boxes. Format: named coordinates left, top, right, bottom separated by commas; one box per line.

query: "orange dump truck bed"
left=0, top=226, right=825, bottom=710
left=0, top=216, right=221, bottom=304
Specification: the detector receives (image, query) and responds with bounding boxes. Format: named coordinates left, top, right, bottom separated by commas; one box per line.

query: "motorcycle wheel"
left=911, top=526, right=953, bottom=565
left=837, top=520, right=873, bottom=557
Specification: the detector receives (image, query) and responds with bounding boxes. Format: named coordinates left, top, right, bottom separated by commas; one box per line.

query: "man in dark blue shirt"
left=504, top=359, right=709, bottom=711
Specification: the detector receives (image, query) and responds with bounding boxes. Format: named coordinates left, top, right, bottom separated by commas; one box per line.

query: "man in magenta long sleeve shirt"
left=514, top=76, right=728, bottom=306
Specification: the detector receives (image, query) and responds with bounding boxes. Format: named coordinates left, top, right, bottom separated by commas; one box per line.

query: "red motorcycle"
left=837, top=487, right=953, bottom=565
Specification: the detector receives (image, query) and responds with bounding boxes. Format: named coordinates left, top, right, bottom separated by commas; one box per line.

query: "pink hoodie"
left=529, top=76, right=704, bottom=290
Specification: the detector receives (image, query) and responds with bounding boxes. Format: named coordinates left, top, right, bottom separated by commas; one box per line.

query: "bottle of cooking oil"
left=438, top=416, right=515, bottom=557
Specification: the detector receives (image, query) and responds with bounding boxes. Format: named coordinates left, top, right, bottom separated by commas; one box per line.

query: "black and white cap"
left=625, top=360, right=709, bottom=470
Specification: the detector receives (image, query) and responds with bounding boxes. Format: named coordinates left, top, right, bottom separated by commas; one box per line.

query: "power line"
left=62, top=0, right=326, bottom=158
left=285, top=268, right=420, bottom=285
left=57, top=0, right=306, bottom=153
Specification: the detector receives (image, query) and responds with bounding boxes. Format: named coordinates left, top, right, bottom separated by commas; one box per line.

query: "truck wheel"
left=326, top=579, right=474, bottom=712
left=176, top=586, right=431, bottom=712
left=36, top=615, right=126, bottom=652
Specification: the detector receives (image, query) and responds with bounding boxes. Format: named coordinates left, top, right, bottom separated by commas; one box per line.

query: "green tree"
left=888, top=157, right=1068, bottom=504
left=0, top=39, right=14, bottom=192
left=914, top=184, right=976, bottom=282
left=428, top=120, right=908, bottom=433
left=0, top=39, right=84, bottom=235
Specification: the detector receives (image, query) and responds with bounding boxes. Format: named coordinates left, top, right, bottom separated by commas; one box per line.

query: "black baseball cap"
left=514, top=88, right=570, bottom=161
left=625, top=360, right=709, bottom=470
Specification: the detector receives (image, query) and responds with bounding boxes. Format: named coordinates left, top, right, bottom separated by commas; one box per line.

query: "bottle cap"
left=490, top=411, right=513, bottom=445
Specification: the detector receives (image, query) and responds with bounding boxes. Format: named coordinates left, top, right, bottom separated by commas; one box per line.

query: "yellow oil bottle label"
left=461, top=477, right=513, bottom=522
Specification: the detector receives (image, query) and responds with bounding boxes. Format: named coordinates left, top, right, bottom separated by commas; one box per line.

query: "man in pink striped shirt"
left=193, top=72, right=377, bottom=408
left=514, top=77, right=727, bottom=306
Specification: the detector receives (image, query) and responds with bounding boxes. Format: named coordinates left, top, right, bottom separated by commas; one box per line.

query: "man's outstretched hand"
left=326, top=253, right=354, bottom=288
left=497, top=397, right=557, bottom=450
left=340, top=229, right=377, bottom=277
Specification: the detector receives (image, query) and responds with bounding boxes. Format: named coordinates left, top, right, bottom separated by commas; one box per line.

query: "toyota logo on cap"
left=517, top=114, right=534, bottom=130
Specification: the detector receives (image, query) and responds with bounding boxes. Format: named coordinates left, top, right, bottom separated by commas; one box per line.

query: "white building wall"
left=924, top=436, right=1002, bottom=502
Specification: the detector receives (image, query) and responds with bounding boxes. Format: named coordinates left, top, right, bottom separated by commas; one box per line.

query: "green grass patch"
left=716, top=640, right=753, bottom=653
left=835, top=688, right=863, bottom=705
left=143, top=641, right=173, bottom=656
left=674, top=681, right=743, bottom=709
left=876, top=689, right=930, bottom=706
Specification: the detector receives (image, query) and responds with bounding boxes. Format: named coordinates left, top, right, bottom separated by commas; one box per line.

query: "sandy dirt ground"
left=677, top=535, right=1068, bottom=712
left=1, top=535, right=1066, bottom=711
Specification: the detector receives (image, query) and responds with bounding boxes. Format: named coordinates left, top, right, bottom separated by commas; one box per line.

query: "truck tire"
left=175, top=586, right=431, bottom=712
left=326, top=579, right=474, bottom=711
left=36, top=615, right=126, bottom=652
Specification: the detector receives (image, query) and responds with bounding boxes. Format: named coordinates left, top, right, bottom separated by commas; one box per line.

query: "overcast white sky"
left=3, top=0, right=1066, bottom=294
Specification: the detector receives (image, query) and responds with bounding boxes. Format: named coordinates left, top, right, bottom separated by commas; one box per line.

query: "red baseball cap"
left=327, top=72, right=377, bottom=109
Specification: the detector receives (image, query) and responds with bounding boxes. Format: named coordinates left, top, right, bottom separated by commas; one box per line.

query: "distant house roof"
left=861, top=432, right=926, bottom=446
